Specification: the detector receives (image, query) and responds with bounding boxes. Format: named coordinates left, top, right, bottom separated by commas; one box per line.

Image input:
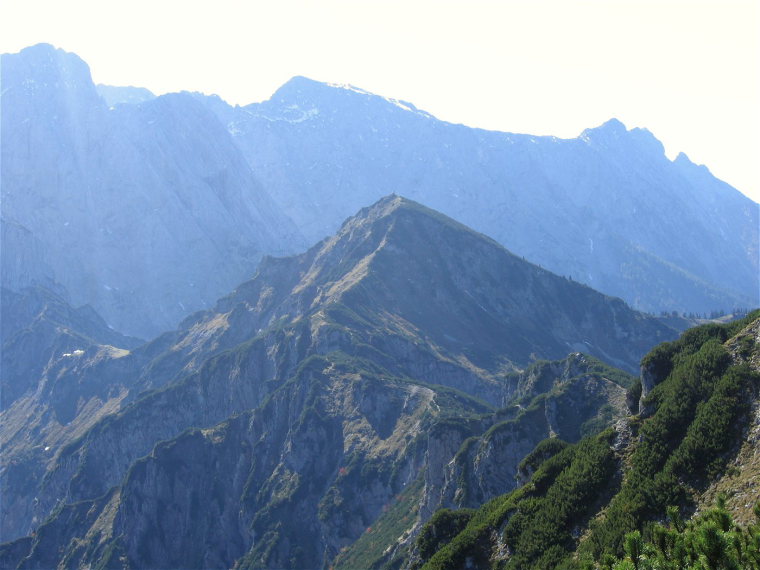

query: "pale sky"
left=2, top=0, right=759, bottom=203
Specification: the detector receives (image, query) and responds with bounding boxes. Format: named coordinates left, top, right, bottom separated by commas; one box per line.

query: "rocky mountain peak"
left=1, top=43, right=102, bottom=111
left=580, top=117, right=665, bottom=156
left=214, top=195, right=676, bottom=378
left=673, top=150, right=712, bottom=175
left=252, top=75, right=432, bottom=123
left=586, top=117, right=628, bottom=135
left=268, top=75, right=326, bottom=102
left=331, top=192, right=491, bottom=246
left=1, top=46, right=307, bottom=338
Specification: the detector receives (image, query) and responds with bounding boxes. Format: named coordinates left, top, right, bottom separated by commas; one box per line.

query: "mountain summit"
left=258, top=194, right=674, bottom=375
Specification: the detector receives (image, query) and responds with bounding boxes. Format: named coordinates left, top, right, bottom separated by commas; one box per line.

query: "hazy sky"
left=2, top=0, right=759, bottom=202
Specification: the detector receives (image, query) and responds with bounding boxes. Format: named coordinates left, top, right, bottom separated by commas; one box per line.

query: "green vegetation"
left=417, top=508, right=476, bottom=562
left=516, top=437, right=571, bottom=481
left=606, top=497, right=760, bottom=569
left=580, top=403, right=618, bottom=439
left=502, top=432, right=617, bottom=569
left=582, top=313, right=760, bottom=561
left=333, top=477, right=425, bottom=570
left=626, top=379, right=642, bottom=413
left=416, top=431, right=617, bottom=570
left=413, top=312, right=760, bottom=569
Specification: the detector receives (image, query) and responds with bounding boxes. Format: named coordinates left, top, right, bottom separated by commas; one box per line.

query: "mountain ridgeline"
left=2, top=44, right=757, bottom=340
left=409, top=312, right=760, bottom=570
left=201, top=76, right=758, bottom=316
left=1, top=196, right=676, bottom=569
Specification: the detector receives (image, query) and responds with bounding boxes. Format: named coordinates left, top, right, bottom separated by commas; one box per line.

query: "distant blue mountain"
left=2, top=45, right=757, bottom=340
left=1, top=44, right=306, bottom=337
left=196, top=76, right=759, bottom=316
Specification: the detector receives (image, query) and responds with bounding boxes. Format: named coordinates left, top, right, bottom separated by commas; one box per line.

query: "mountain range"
left=1, top=44, right=305, bottom=338
left=2, top=44, right=757, bottom=340
left=1, top=42, right=759, bottom=570
left=196, top=76, right=758, bottom=316
left=1, top=196, right=678, bottom=568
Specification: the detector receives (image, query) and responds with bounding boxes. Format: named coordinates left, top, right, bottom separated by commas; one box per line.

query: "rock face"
left=0, top=197, right=673, bottom=569
left=1, top=44, right=305, bottom=338
left=198, top=77, right=759, bottom=316
left=0, top=220, right=59, bottom=295
left=1, top=286, right=140, bottom=410
left=418, top=353, right=631, bottom=521
left=0, top=285, right=141, bottom=539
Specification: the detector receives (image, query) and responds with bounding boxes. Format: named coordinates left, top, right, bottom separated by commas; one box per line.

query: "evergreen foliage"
left=606, top=497, right=760, bottom=569
left=416, top=508, right=476, bottom=562
left=583, top=313, right=760, bottom=561
left=516, top=437, right=571, bottom=480
left=502, top=433, right=617, bottom=569
left=416, top=432, right=617, bottom=570
left=414, top=312, right=760, bottom=569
